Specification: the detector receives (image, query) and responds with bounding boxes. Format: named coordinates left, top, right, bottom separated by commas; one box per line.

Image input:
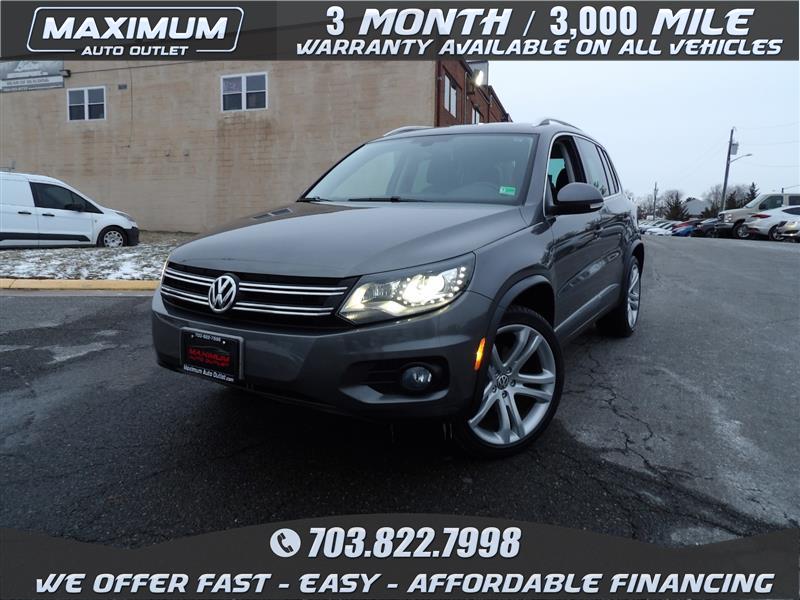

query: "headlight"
left=339, top=255, right=475, bottom=324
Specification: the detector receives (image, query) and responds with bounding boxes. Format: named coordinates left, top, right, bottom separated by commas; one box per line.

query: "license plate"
left=181, top=329, right=242, bottom=383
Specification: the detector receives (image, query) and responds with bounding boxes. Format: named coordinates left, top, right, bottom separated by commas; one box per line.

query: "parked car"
left=645, top=221, right=678, bottom=235
left=776, top=220, right=799, bottom=241
left=716, top=192, right=800, bottom=239
left=692, top=217, right=719, bottom=237
left=745, top=206, right=800, bottom=241
left=671, top=219, right=703, bottom=237
left=0, top=172, right=139, bottom=248
left=152, top=121, right=644, bottom=457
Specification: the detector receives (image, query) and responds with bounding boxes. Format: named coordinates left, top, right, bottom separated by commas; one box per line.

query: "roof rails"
left=538, top=117, right=581, bottom=130
left=382, top=125, right=433, bottom=137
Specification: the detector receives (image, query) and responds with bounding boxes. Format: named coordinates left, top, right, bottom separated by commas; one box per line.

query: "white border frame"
left=220, top=72, right=268, bottom=113
left=66, top=86, right=107, bottom=122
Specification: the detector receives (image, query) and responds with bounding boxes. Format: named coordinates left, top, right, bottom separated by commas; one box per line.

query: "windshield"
left=304, top=133, right=537, bottom=205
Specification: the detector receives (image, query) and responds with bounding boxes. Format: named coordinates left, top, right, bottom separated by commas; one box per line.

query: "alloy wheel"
left=103, top=230, right=124, bottom=248
left=468, top=324, right=557, bottom=446
left=627, top=262, right=641, bottom=328
left=734, top=223, right=749, bottom=239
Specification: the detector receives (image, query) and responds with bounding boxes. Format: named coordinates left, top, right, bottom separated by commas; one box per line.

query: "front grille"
left=161, top=262, right=357, bottom=331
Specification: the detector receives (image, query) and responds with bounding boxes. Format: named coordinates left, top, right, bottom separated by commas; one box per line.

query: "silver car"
left=745, top=206, right=800, bottom=241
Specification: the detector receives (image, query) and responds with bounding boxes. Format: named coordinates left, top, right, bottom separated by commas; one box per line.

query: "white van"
left=0, top=172, right=138, bottom=248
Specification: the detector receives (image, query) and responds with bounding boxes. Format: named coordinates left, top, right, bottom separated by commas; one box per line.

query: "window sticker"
left=499, top=186, right=516, bottom=196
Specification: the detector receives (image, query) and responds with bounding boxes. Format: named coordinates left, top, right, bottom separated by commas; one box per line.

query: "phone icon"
left=270, top=528, right=301, bottom=557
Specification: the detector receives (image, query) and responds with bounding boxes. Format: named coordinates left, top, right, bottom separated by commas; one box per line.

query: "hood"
left=170, top=201, right=527, bottom=278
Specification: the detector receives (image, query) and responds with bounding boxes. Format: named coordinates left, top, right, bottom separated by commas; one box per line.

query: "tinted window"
left=784, top=207, right=800, bottom=215
left=31, top=183, right=86, bottom=211
left=759, top=195, right=783, bottom=210
left=306, top=134, right=537, bottom=205
left=599, top=149, right=619, bottom=195
left=575, top=138, right=611, bottom=197
left=789, top=195, right=800, bottom=206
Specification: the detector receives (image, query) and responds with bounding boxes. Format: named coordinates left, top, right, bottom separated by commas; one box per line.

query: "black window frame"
left=30, top=182, right=101, bottom=213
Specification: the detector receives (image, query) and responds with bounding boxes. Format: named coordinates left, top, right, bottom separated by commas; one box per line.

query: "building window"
left=443, top=75, right=458, bottom=117
left=67, top=87, right=105, bottom=121
left=221, top=73, right=267, bottom=112
left=471, top=106, right=481, bottom=124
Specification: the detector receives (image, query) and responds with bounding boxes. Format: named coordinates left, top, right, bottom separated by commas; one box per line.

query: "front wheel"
left=97, top=226, right=127, bottom=248
left=454, top=306, right=563, bottom=458
left=768, top=225, right=783, bottom=242
left=733, top=221, right=750, bottom=239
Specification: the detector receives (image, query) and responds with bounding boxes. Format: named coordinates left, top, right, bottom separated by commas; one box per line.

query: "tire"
left=597, top=257, right=642, bottom=338
left=97, top=226, right=127, bottom=248
left=454, top=306, right=563, bottom=458
left=768, top=225, right=783, bottom=242
left=733, top=221, right=750, bottom=240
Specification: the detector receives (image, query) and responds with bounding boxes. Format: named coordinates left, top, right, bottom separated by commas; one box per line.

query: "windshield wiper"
left=347, top=196, right=429, bottom=203
left=298, top=196, right=331, bottom=202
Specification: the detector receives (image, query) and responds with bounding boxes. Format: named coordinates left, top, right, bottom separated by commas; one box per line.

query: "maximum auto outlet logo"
left=26, top=6, right=244, bottom=57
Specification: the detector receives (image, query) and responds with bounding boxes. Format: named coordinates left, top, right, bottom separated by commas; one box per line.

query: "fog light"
left=401, top=365, right=433, bottom=392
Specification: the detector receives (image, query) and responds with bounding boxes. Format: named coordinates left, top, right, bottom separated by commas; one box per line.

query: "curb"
left=0, top=278, right=158, bottom=291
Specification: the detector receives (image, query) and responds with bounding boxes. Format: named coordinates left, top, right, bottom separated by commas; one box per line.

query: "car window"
left=758, top=195, right=783, bottom=210
left=575, top=138, right=611, bottom=197
left=784, top=207, right=800, bottom=215
left=306, top=133, right=537, bottom=205
left=599, top=148, right=619, bottom=195
left=31, top=183, right=86, bottom=211
left=789, top=195, right=800, bottom=206
left=547, top=137, right=581, bottom=201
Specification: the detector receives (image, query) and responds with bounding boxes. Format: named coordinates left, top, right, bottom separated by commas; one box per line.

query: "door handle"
left=42, top=213, right=55, bottom=217
left=17, top=210, right=32, bottom=215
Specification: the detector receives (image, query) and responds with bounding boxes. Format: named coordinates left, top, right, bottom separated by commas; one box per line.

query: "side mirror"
left=554, top=182, right=603, bottom=214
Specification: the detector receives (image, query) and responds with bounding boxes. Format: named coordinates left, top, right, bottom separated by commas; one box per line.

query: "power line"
left=736, top=121, right=799, bottom=131
left=739, top=140, right=799, bottom=146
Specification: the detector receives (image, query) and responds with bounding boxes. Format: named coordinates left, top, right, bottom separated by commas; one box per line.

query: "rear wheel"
left=454, top=306, right=563, bottom=458
left=98, top=226, right=126, bottom=248
left=733, top=221, right=749, bottom=239
left=597, top=258, right=641, bottom=337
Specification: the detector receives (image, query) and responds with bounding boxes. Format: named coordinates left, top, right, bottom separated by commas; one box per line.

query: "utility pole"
left=652, top=182, right=658, bottom=217
left=720, top=127, right=735, bottom=214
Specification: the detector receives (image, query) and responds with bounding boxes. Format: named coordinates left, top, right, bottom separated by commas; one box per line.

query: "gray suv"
left=152, top=121, right=644, bottom=456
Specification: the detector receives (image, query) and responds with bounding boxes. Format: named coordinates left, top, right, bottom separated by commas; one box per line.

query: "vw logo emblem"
left=208, top=274, right=238, bottom=313
left=496, top=374, right=510, bottom=389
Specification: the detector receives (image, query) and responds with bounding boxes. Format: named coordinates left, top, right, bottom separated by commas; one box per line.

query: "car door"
left=545, top=135, right=608, bottom=335
left=0, top=177, right=39, bottom=247
left=574, top=138, right=627, bottom=293
left=30, top=182, right=94, bottom=245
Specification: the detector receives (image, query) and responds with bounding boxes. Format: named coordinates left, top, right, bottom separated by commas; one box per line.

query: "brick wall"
left=0, top=61, right=435, bottom=232
left=434, top=60, right=510, bottom=127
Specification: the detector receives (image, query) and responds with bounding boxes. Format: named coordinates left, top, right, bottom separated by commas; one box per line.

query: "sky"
left=490, top=61, right=800, bottom=201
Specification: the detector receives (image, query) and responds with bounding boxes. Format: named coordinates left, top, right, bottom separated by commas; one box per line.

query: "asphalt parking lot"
left=1, top=237, right=798, bottom=548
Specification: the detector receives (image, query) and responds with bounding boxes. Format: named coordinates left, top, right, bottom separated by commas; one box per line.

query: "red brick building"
left=435, top=59, right=511, bottom=127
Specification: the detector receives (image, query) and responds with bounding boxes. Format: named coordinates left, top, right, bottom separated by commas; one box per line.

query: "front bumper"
left=152, top=289, right=493, bottom=419
left=126, top=226, right=140, bottom=246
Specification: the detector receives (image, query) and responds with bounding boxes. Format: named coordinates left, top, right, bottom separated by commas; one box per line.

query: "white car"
left=0, top=172, right=138, bottom=248
left=745, top=205, right=800, bottom=241
left=645, top=221, right=678, bottom=235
